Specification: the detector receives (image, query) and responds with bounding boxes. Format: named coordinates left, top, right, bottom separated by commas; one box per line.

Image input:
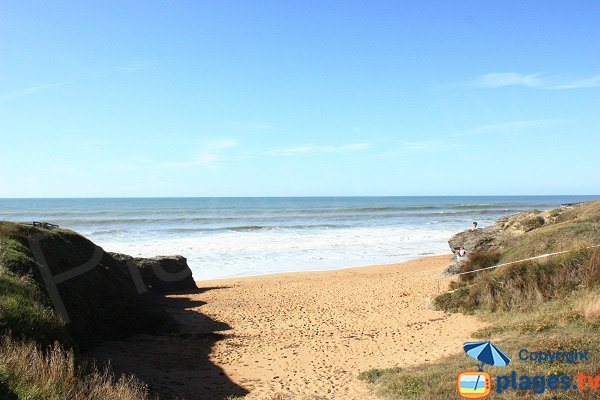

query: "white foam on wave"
left=98, top=225, right=457, bottom=280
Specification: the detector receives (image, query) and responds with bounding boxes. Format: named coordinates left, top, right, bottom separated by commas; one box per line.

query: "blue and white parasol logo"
left=463, top=341, right=511, bottom=371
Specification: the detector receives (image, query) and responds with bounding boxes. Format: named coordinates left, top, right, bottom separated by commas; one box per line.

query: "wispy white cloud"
left=468, top=118, right=567, bottom=134
left=377, top=139, right=458, bottom=157
left=476, top=72, right=545, bottom=88
left=550, top=74, right=600, bottom=89
left=399, top=140, right=446, bottom=151
left=392, top=118, right=567, bottom=154
left=116, top=60, right=171, bottom=74
left=102, top=140, right=368, bottom=171
left=0, top=82, right=69, bottom=104
left=160, top=138, right=238, bottom=168
left=263, top=143, right=369, bottom=157
left=98, top=138, right=238, bottom=171
left=69, top=59, right=170, bottom=80
left=474, top=72, right=600, bottom=89
left=1, top=60, right=167, bottom=105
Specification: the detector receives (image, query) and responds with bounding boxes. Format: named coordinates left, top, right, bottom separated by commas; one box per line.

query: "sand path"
left=193, top=255, right=481, bottom=399
left=90, top=255, right=483, bottom=399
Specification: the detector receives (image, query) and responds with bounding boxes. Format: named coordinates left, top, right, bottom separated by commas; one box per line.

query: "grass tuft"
left=460, top=250, right=502, bottom=282
left=434, top=249, right=597, bottom=313
left=577, top=291, right=600, bottom=324
left=583, top=249, right=600, bottom=288
left=0, top=336, right=152, bottom=400
left=359, top=367, right=424, bottom=398
left=0, top=272, right=70, bottom=347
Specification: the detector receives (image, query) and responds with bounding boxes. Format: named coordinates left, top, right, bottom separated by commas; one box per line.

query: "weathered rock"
left=444, top=204, right=577, bottom=275
left=448, top=226, right=503, bottom=255
left=110, top=253, right=198, bottom=293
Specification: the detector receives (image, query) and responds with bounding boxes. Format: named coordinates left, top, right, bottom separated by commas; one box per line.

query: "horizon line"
left=1, top=194, right=599, bottom=200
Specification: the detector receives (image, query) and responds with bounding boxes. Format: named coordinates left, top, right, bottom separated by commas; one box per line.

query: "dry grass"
left=583, top=249, right=600, bottom=288
left=460, top=250, right=502, bottom=282
left=557, top=200, right=600, bottom=224
left=577, top=292, right=600, bottom=324
left=0, top=336, right=151, bottom=400
left=360, top=292, right=600, bottom=399
left=500, top=221, right=600, bottom=263
left=361, top=202, right=600, bottom=399
left=435, top=249, right=596, bottom=313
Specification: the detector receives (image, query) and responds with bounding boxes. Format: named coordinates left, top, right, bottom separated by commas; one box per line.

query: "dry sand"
left=90, top=255, right=483, bottom=400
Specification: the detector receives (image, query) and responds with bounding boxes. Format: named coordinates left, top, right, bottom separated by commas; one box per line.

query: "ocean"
left=1, top=196, right=597, bottom=280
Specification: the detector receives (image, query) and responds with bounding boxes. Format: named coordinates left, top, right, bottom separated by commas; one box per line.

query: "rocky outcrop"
left=448, top=226, right=503, bottom=256
left=110, top=253, right=197, bottom=293
left=445, top=204, right=579, bottom=275
left=0, top=222, right=182, bottom=346
left=0, top=221, right=199, bottom=347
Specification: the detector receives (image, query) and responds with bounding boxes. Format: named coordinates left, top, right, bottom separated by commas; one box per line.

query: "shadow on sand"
left=87, top=286, right=248, bottom=400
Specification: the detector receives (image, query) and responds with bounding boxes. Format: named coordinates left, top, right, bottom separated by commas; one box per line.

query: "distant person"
left=471, top=221, right=478, bottom=231
left=452, top=247, right=460, bottom=261
left=458, top=247, right=467, bottom=261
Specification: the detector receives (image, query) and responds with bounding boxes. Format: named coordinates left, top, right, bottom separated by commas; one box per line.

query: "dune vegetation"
left=0, top=336, right=150, bottom=400
left=0, top=221, right=172, bottom=400
left=360, top=201, right=600, bottom=399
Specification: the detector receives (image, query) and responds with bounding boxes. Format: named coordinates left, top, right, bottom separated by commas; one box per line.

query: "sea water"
left=1, top=196, right=597, bottom=280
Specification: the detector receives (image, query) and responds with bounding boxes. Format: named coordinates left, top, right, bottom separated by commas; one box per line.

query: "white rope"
left=435, top=244, right=600, bottom=293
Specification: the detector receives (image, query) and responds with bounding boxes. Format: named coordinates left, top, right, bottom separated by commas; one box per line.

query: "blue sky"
left=1, top=1, right=599, bottom=197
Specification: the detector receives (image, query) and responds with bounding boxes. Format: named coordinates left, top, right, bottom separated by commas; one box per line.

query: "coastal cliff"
left=445, top=200, right=600, bottom=274
left=0, top=221, right=202, bottom=399
left=0, top=221, right=197, bottom=347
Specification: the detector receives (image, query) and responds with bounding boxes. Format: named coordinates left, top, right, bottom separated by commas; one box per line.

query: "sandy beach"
left=90, top=254, right=484, bottom=400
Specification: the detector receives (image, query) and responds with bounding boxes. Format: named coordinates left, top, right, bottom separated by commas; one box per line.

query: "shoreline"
left=195, top=251, right=454, bottom=283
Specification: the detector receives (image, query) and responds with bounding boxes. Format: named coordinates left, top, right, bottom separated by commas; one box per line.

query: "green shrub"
left=460, top=250, right=502, bottom=282
left=0, top=239, right=40, bottom=277
left=521, top=216, right=545, bottom=231
left=0, top=275, right=70, bottom=347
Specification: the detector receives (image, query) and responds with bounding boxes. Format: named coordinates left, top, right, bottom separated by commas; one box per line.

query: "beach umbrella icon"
left=463, top=341, right=511, bottom=371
